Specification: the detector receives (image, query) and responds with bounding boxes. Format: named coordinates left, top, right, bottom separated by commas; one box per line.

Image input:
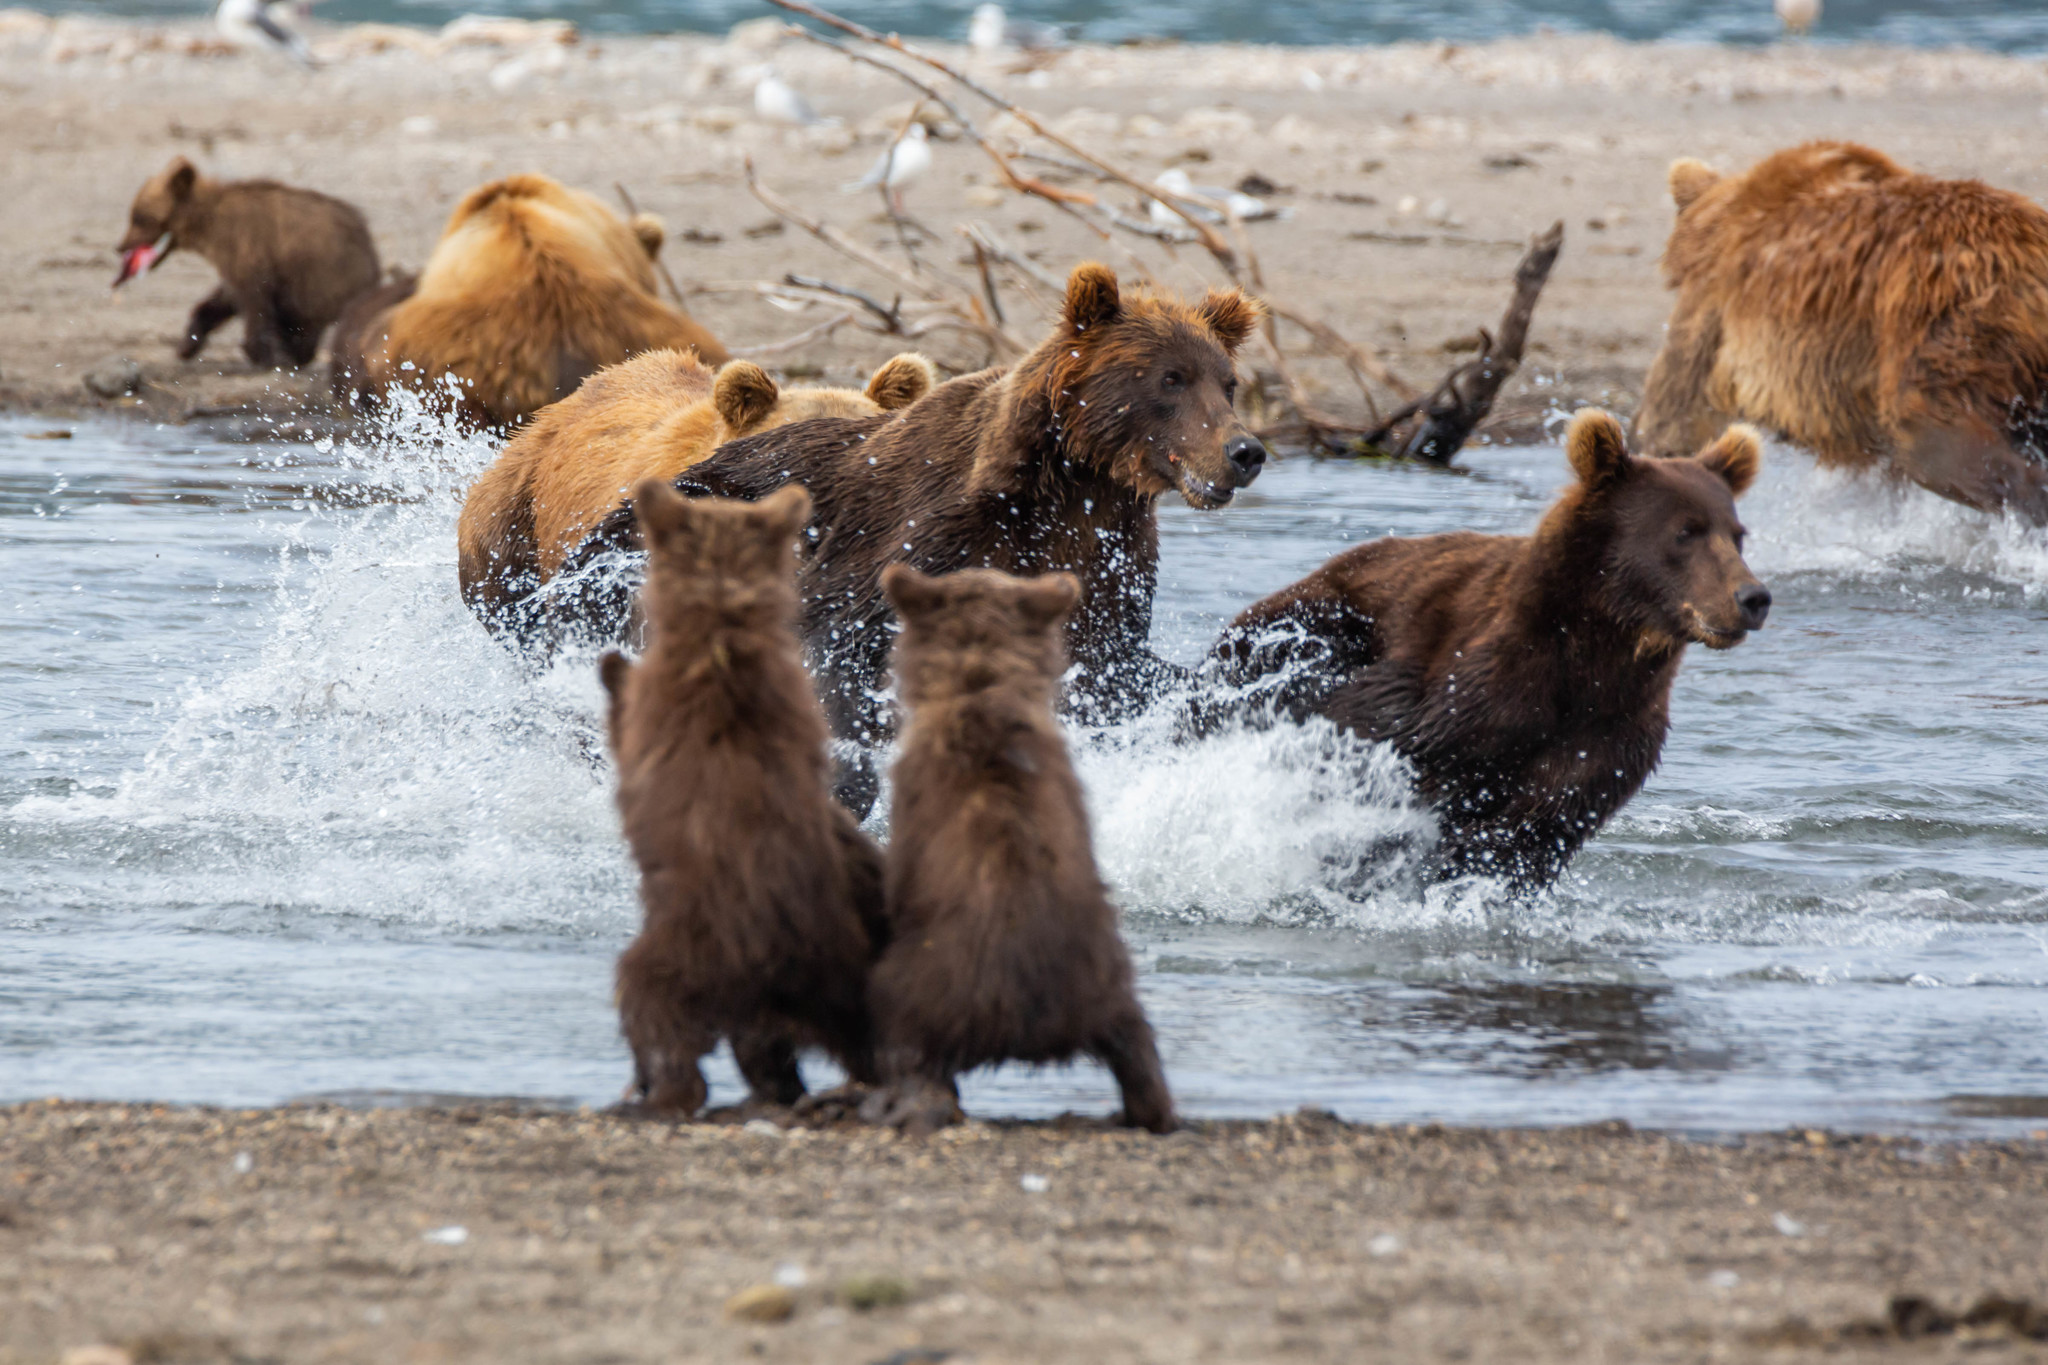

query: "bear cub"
left=863, top=565, right=1175, bottom=1136
left=115, top=155, right=380, bottom=369
left=600, top=482, right=886, bottom=1117
left=1210, top=410, right=1769, bottom=892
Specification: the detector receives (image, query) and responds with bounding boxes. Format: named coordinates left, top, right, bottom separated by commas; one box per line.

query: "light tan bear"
left=456, top=349, right=937, bottom=637
left=331, top=173, right=728, bottom=429
left=1634, top=140, right=2048, bottom=523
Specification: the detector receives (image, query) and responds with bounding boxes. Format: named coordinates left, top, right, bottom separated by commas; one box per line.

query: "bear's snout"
left=1735, top=581, right=1772, bottom=631
left=1225, top=433, right=1268, bottom=484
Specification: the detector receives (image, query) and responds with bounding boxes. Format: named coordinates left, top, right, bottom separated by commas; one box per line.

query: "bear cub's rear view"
left=864, top=566, right=1175, bottom=1135
left=600, top=482, right=885, bottom=1118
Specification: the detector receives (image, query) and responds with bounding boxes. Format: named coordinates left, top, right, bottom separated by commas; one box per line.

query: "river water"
left=3, top=407, right=2045, bottom=1133
left=38, top=0, right=2048, bottom=52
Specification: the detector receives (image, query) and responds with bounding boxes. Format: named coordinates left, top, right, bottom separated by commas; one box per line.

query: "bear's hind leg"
left=617, top=950, right=713, bottom=1117
left=1092, top=1008, right=1177, bottom=1134
left=858, top=1074, right=963, bottom=1136
left=1897, top=422, right=2048, bottom=526
left=732, top=1027, right=806, bottom=1108
left=178, top=287, right=238, bottom=361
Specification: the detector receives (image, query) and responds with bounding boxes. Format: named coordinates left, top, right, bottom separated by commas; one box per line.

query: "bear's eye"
left=1675, top=521, right=1707, bottom=543
left=1161, top=371, right=1185, bottom=391
left=1223, top=376, right=1239, bottom=404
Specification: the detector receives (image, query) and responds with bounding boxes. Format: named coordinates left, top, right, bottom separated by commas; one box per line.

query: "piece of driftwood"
left=1338, top=220, right=1565, bottom=464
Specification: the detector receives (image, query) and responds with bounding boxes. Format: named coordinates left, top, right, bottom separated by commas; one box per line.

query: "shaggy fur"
left=456, top=350, right=937, bottom=638
left=331, top=173, right=727, bottom=429
left=1210, top=410, right=1770, bottom=891
left=599, top=483, right=886, bottom=1117
left=863, top=566, right=1175, bottom=1136
left=116, top=156, right=379, bottom=368
left=558, top=262, right=1266, bottom=812
left=1635, top=140, right=2048, bottom=522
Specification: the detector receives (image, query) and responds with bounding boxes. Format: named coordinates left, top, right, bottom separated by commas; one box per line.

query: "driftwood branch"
left=613, top=181, right=690, bottom=310
left=728, top=310, right=859, bottom=358
left=784, top=274, right=902, bottom=332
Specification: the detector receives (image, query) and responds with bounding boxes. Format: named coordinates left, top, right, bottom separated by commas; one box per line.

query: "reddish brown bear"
left=1635, top=140, right=2048, bottom=522
left=863, top=565, right=1175, bottom=1136
left=1210, top=410, right=1770, bottom=892
left=114, top=156, right=380, bottom=369
left=561, top=261, right=1266, bottom=812
left=599, top=482, right=886, bottom=1116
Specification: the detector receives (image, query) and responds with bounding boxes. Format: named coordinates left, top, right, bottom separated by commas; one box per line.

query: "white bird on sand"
left=968, top=3, right=1070, bottom=55
left=844, top=122, right=931, bottom=213
left=753, top=67, right=831, bottom=126
left=215, top=0, right=318, bottom=67
left=1774, top=0, right=1820, bottom=36
left=1147, top=167, right=1283, bottom=228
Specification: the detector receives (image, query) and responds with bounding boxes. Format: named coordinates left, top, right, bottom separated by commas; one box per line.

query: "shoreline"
left=4, top=1100, right=2046, bottom=1363
left=9, top=20, right=2048, bottom=437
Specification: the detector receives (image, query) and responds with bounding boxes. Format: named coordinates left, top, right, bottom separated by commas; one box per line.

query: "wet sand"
left=6, top=16, right=2048, bottom=433
left=4, top=1101, right=2046, bottom=1364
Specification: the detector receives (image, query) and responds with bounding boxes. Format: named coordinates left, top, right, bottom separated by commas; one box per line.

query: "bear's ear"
left=1016, top=571, right=1081, bottom=629
left=1566, top=408, right=1633, bottom=489
left=631, top=477, right=693, bottom=543
left=628, top=212, right=665, bottom=260
left=166, top=156, right=198, bottom=201
left=1196, top=289, right=1263, bottom=354
left=1668, top=158, right=1719, bottom=212
left=1062, top=262, right=1121, bottom=334
left=865, top=352, right=937, bottom=411
left=713, top=361, right=780, bottom=432
left=598, top=649, right=632, bottom=700
left=749, top=484, right=813, bottom=543
left=1694, top=423, right=1762, bottom=497
left=882, top=563, right=947, bottom=619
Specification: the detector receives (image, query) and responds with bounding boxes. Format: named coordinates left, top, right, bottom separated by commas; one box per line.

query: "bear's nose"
left=1225, top=434, right=1267, bottom=483
left=1736, top=582, right=1772, bottom=630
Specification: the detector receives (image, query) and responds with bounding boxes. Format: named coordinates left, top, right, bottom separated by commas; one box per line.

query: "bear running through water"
left=1208, top=410, right=1770, bottom=892
left=558, top=261, right=1266, bottom=815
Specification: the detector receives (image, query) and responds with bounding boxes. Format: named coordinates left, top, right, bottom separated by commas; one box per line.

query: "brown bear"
left=114, top=155, right=380, bottom=369
left=1209, top=410, right=1770, bottom=892
left=331, top=173, right=728, bottom=429
left=598, top=481, right=886, bottom=1117
left=1635, top=140, right=2048, bottom=523
left=456, top=348, right=937, bottom=640
left=558, top=261, right=1266, bottom=812
left=862, top=565, right=1175, bottom=1136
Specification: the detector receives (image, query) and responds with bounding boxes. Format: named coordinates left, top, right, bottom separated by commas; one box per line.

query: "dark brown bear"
left=1209, top=410, right=1770, bottom=892
left=598, top=481, right=886, bottom=1117
left=862, top=565, right=1175, bottom=1136
left=114, top=156, right=380, bottom=369
left=561, top=261, right=1266, bottom=812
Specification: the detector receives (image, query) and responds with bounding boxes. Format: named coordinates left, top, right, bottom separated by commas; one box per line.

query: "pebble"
left=726, top=1283, right=797, bottom=1323
left=1367, top=1232, right=1403, bottom=1258
left=1018, top=1172, right=1049, bottom=1193
left=422, top=1224, right=469, bottom=1245
left=82, top=357, right=141, bottom=399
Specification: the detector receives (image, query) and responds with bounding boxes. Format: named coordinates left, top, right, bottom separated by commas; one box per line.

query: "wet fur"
left=330, top=174, right=727, bottom=429
left=556, top=263, right=1264, bottom=810
left=1210, top=411, right=1767, bottom=891
left=599, top=483, right=886, bottom=1116
left=456, top=350, right=936, bottom=638
left=864, top=566, right=1174, bottom=1136
left=117, top=156, right=380, bottom=369
left=1636, top=140, right=2048, bottom=522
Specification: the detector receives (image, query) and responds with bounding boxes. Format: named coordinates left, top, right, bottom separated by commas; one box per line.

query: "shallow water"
left=3, top=409, right=2045, bottom=1133
left=45, top=0, right=2048, bottom=53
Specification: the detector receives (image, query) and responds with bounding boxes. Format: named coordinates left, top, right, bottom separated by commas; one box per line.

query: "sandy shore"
left=1, top=1101, right=2044, bottom=1364
left=7, top=15, right=2048, bottom=435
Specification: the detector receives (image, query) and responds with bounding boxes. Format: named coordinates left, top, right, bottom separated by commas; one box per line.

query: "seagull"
left=1147, top=167, right=1283, bottom=228
left=968, top=4, right=1070, bottom=55
left=753, top=67, right=831, bottom=127
left=215, top=0, right=318, bottom=67
left=844, top=122, right=931, bottom=214
left=1774, top=0, right=1820, bottom=35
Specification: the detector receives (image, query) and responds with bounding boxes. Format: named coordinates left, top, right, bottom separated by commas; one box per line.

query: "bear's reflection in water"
left=1379, top=981, right=1733, bottom=1077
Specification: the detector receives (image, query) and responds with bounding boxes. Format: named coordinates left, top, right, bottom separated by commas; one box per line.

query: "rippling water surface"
left=3, top=409, right=2045, bottom=1132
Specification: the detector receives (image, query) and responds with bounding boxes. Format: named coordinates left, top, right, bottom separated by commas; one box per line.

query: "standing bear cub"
left=115, top=156, right=380, bottom=369
left=1635, top=140, right=2048, bottom=523
left=1211, top=410, right=1769, bottom=892
left=863, top=565, right=1175, bottom=1136
left=456, top=348, right=935, bottom=642
left=599, top=482, right=886, bottom=1117
left=560, top=261, right=1265, bottom=812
